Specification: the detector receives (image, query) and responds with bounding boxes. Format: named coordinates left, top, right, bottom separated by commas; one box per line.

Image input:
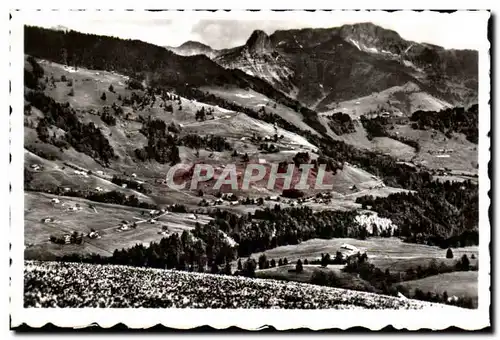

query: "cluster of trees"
left=111, top=176, right=149, bottom=193
left=360, top=115, right=420, bottom=151
left=360, top=115, right=389, bottom=140
left=206, top=206, right=370, bottom=258
left=25, top=90, right=116, bottom=166
left=50, top=231, right=84, bottom=245
left=60, top=225, right=236, bottom=274
left=179, top=134, right=232, bottom=152
left=126, top=78, right=144, bottom=90
left=327, top=112, right=356, bottom=135
left=100, top=107, right=117, bottom=126
left=355, top=179, right=478, bottom=247
left=195, top=106, right=214, bottom=121
left=25, top=55, right=45, bottom=89
left=135, top=118, right=233, bottom=163
left=135, top=118, right=180, bottom=164
left=410, top=288, right=475, bottom=309
left=85, top=191, right=157, bottom=209
left=391, top=135, right=420, bottom=152
left=411, top=105, right=479, bottom=143
left=281, top=188, right=305, bottom=199
left=254, top=254, right=290, bottom=270
left=308, top=252, right=346, bottom=266
left=258, top=143, right=280, bottom=153
left=58, top=189, right=156, bottom=209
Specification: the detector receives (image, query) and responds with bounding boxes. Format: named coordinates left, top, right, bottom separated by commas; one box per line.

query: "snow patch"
left=235, top=93, right=255, bottom=99
left=348, top=38, right=362, bottom=51
left=355, top=211, right=398, bottom=234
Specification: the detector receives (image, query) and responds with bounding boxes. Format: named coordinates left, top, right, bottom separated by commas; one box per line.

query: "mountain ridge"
left=190, top=23, right=478, bottom=111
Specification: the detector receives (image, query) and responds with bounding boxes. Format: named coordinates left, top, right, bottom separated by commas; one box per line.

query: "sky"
left=21, top=10, right=489, bottom=50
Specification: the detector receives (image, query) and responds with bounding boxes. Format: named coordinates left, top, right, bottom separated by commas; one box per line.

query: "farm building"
left=88, top=231, right=100, bottom=239
left=340, top=243, right=358, bottom=252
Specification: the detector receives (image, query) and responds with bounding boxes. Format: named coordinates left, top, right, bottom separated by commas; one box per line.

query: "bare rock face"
left=245, top=30, right=274, bottom=54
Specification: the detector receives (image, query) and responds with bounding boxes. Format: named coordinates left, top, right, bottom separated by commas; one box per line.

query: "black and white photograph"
left=8, top=8, right=491, bottom=331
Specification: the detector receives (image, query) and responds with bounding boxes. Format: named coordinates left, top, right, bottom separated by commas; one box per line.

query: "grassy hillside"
left=238, top=237, right=478, bottom=265
left=24, top=261, right=459, bottom=309
left=401, top=271, right=478, bottom=307
left=24, top=191, right=211, bottom=259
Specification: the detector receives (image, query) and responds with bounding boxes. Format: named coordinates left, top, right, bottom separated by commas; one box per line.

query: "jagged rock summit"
left=245, top=30, right=274, bottom=54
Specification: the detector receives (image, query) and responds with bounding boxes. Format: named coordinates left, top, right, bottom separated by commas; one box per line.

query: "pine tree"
left=446, top=248, right=454, bottom=258
left=442, top=291, right=449, bottom=303
left=321, top=253, right=330, bottom=267
left=258, top=254, right=267, bottom=270
left=237, top=259, right=243, bottom=271
left=295, top=259, right=303, bottom=273
left=210, top=261, right=219, bottom=274
left=101, top=92, right=107, bottom=101
left=244, top=258, right=256, bottom=277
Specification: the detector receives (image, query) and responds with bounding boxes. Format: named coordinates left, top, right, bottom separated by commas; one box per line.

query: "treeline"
left=208, top=206, right=371, bottom=257
left=25, top=90, right=115, bottom=166
left=327, top=112, right=356, bottom=135
left=179, top=134, right=232, bottom=152
left=410, top=105, right=479, bottom=143
left=356, top=179, right=478, bottom=247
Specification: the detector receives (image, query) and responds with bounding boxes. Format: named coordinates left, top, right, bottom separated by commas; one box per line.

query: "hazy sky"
left=22, top=10, right=488, bottom=50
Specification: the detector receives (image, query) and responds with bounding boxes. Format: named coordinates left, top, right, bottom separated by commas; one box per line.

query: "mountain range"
left=166, top=22, right=478, bottom=112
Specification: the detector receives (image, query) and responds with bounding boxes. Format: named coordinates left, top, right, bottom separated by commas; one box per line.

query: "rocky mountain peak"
left=179, top=41, right=211, bottom=50
left=245, top=30, right=273, bottom=53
